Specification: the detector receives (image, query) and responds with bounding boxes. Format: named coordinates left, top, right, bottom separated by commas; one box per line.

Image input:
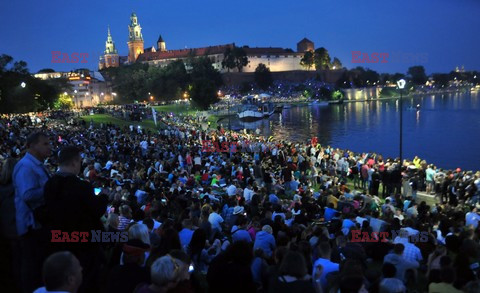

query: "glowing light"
left=397, top=79, right=406, bottom=89
left=20, top=82, right=26, bottom=88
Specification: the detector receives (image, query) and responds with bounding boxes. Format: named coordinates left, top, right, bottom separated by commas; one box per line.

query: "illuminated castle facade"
left=99, top=13, right=314, bottom=73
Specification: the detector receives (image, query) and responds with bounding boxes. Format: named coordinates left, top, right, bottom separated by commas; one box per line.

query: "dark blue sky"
left=1, top=0, right=478, bottom=74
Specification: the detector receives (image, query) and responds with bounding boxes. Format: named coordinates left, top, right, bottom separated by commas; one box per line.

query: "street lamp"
left=20, top=82, right=26, bottom=88
left=74, top=90, right=78, bottom=108
left=397, top=79, right=406, bottom=165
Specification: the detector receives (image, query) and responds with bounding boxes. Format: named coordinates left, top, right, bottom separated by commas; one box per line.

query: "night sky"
left=1, top=0, right=478, bottom=74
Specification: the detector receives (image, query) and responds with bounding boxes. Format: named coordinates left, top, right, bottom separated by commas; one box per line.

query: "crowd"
left=220, top=79, right=332, bottom=100
left=1, top=109, right=480, bottom=293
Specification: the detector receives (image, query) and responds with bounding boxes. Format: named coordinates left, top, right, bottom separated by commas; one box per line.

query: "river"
left=223, top=91, right=480, bottom=171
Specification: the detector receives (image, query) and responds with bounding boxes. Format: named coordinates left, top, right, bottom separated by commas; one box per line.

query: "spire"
left=107, top=25, right=113, bottom=42
left=157, top=35, right=164, bottom=43
left=128, top=12, right=143, bottom=41
left=104, top=26, right=118, bottom=55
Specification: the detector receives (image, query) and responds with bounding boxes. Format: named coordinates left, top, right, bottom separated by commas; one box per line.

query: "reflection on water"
left=222, top=91, right=480, bottom=170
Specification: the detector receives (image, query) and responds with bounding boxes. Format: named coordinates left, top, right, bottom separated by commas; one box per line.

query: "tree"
left=318, top=86, right=332, bottom=99
left=392, top=73, right=406, bottom=83
left=221, top=47, right=235, bottom=72
left=222, top=46, right=249, bottom=72
left=37, top=68, right=56, bottom=73
left=239, top=82, right=251, bottom=95
left=54, top=93, right=74, bottom=109
left=254, top=63, right=273, bottom=90
left=300, top=51, right=314, bottom=70
left=0, top=55, right=60, bottom=113
left=335, top=71, right=352, bottom=88
left=432, top=73, right=449, bottom=87
left=331, top=90, right=344, bottom=100
left=190, top=57, right=223, bottom=109
left=332, top=57, right=342, bottom=69
left=314, top=48, right=331, bottom=70
left=407, top=66, right=427, bottom=85
left=364, top=69, right=380, bottom=86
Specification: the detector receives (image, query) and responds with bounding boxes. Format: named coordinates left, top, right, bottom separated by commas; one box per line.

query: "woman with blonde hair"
left=117, top=224, right=151, bottom=267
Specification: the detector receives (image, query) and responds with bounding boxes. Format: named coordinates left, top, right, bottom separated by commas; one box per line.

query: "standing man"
left=13, top=132, right=52, bottom=293
left=43, top=145, right=108, bottom=293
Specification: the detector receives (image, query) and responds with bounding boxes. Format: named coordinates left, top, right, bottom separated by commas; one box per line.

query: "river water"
left=223, top=91, right=480, bottom=171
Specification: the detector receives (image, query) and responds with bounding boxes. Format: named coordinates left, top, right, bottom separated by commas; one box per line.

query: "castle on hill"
left=99, top=13, right=315, bottom=73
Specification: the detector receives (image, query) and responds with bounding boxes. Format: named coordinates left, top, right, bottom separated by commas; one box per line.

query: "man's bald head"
left=42, top=251, right=82, bottom=292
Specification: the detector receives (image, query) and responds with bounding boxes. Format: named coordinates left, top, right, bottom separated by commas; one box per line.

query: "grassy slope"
left=152, top=104, right=199, bottom=116
left=80, top=114, right=163, bottom=131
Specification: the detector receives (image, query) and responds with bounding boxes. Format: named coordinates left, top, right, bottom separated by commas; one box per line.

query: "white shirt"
left=227, top=184, right=237, bottom=196
left=244, top=187, right=254, bottom=201
left=194, top=156, right=202, bottom=165
left=208, top=212, right=224, bottom=231
left=466, top=212, right=480, bottom=229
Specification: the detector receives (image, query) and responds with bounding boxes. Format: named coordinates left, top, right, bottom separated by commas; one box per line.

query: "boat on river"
left=262, top=103, right=275, bottom=117
left=238, top=105, right=263, bottom=121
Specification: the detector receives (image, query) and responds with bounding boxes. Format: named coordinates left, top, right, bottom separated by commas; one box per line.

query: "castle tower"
left=99, top=26, right=119, bottom=69
left=127, top=12, right=144, bottom=63
left=297, top=38, right=314, bottom=53
left=157, top=35, right=166, bottom=52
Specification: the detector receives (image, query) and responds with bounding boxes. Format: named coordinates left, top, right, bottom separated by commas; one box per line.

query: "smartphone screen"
left=94, top=188, right=102, bottom=195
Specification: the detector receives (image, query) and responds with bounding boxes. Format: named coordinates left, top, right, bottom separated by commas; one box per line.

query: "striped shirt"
left=118, top=216, right=132, bottom=231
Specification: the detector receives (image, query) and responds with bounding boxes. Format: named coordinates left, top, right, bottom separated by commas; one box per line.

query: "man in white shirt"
left=227, top=183, right=237, bottom=197
left=208, top=205, right=224, bottom=233
left=393, top=229, right=423, bottom=263
left=243, top=184, right=254, bottom=202
left=312, top=241, right=339, bottom=291
left=466, top=206, right=480, bottom=229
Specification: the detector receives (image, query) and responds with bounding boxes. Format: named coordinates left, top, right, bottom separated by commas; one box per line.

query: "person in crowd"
left=428, top=266, right=463, bottom=293
left=135, top=253, right=189, bottom=293
left=254, top=225, right=276, bottom=260
left=33, top=251, right=83, bottom=293
left=2, top=108, right=480, bottom=293
left=379, top=262, right=406, bottom=293
left=312, top=241, right=339, bottom=291
left=107, top=239, right=150, bottom=293
left=268, top=250, right=319, bottom=293
left=0, top=158, right=19, bottom=291
left=43, top=145, right=108, bottom=293
left=118, top=205, right=133, bottom=231
left=13, top=132, right=52, bottom=293
left=178, top=218, right=195, bottom=252
left=383, top=244, right=419, bottom=283
left=207, top=241, right=256, bottom=293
